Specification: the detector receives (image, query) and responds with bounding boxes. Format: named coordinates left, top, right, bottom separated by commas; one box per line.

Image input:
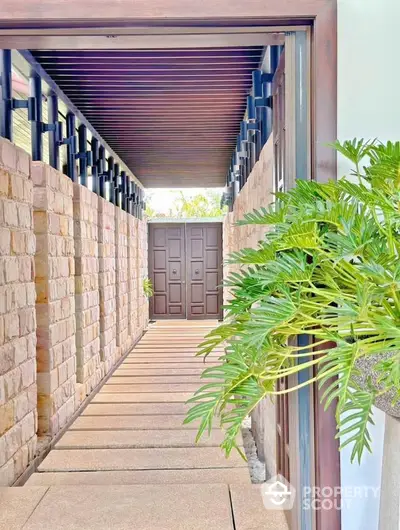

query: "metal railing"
left=0, top=49, right=145, bottom=219
left=222, top=45, right=283, bottom=211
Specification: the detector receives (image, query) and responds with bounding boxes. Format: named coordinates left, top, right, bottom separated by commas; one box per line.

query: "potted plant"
left=185, top=139, right=400, bottom=463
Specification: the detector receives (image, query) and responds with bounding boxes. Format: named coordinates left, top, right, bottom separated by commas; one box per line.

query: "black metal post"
left=91, top=137, right=99, bottom=195
left=132, top=183, right=137, bottom=218
left=0, top=50, right=12, bottom=141
left=66, top=112, right=77, bottom=181
left=138, top=188, right=143, bottom=220
left=78, top=124, right=88, bottom=187
left=114, top=163, right=120, bottom=207
left=30, top=73, right=43, bottom=161
left=98, top=145, right=105, bottom=198
left=48, top=93, right=59, bottom=170
left=108, top=156, right=115, bottom=204
left=120, top=171, right=127, bottom=211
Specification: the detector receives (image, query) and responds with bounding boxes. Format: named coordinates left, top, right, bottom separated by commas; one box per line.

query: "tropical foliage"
left=143, top=278, right=154, bottom=298
left=146, top=190, right=226, bottom=218
left=185, top=139, right=400, bottom=463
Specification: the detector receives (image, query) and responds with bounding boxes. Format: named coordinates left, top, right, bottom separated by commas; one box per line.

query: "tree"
left=170, top=191, right=225, bottom=218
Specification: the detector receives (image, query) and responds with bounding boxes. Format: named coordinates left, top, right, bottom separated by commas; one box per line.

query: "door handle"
left=195, top=269, right=200, bottom=274
left=172, top=269, right=177, bottom=274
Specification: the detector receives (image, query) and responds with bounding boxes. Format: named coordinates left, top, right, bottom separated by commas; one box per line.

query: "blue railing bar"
left=0, top=50, right=12, bottom=141
left=107, top=156, right=115, bottom=204
left=114, top=162, right=120, bottom=207
left=78, top=123, right=88, bottom=187
left=30, top=72, right=42, bottom=162
left=98, top=145, right=105, bottom=198
left=91, top=137, right=99, bottom=195
left=48, top=93, right=60, bottom=170
left=65, top=111, right=77, bottom=182
left=18, top=50, right=143, bottom=191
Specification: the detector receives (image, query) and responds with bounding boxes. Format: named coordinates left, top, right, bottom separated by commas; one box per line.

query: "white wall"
left=337, top=1, right=400, bottom=528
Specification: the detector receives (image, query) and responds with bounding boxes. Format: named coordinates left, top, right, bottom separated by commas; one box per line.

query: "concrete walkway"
left=1, top=321, right=288, bottom=529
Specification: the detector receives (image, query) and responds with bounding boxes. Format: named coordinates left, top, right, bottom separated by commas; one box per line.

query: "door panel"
left=149, top=224, right=186, bottom=319
left=149, top=222, right=222, bottom=320
left=186, top=223, right=222, bottom=320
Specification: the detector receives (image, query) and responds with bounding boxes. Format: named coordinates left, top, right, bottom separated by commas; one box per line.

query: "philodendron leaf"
left=185, top=138, right=400, bottom=463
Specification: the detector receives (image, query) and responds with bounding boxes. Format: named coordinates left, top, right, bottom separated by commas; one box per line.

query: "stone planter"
left=355, top=352, right=400, bottom=417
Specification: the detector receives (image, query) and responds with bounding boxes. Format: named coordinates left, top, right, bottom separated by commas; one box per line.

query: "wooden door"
left=185, top=223, right=222, bottom=320
left=149, top=223, right=186, bottom=319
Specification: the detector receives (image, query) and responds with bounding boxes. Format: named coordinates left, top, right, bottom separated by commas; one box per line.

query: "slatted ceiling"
left=32, top=46, right=264, bottom=188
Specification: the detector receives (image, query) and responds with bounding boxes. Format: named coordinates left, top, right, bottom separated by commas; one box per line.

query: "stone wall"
left=0, top=138, right=148, bottom=485
left=32, top=163, right=76, bottom=437
left=222, top=137, right=277, bottom=475
left=98, top=198, right=117, bottom=373
left=115, top=208, right=130, bottom=354
left=0, top=139, right=37, bottom=486
left=73, top=185, right=101, bottom=399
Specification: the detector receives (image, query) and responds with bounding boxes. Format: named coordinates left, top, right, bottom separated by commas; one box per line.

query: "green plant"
left=185, top=139, right=400, bottom=463
left=143, top=278, right=154, bottom=298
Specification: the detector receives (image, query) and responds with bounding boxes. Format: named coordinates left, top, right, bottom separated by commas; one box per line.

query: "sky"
left=146, top=188, right=224, bottom=215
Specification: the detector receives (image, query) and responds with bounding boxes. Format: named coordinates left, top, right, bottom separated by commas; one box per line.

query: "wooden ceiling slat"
left=34, top=45, right=264, bottom=187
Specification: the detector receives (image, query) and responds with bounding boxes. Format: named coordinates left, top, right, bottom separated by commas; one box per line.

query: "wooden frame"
left=0, top=3, right=338, bottom=528
left=0, top=0, right=337, bottom=183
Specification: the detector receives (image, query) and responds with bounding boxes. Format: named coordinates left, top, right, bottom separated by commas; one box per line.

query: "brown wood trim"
left=313, top=342, right=341, bottom=530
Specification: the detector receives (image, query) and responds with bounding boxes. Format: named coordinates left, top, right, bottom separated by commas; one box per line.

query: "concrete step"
left=55, top=429, right=224, bottom=449
left=99, top=383, right=201, bottom=393
left=18, top=484, right=234, bottom=530
left=125, top=353, right=217, bottom=360
left=107, top=374, right=211, bottom=386
left=82, top=403, right=190, bottom=415
left=230, top=485, right=290, bottom=530
left=69, top=414, right=208, bottom=430
left=38, top=447, right=248, bottom=472
left=26, top=468, right=250, bottom=486
left=117, top=362, right=217, bottom=370
left=112, top=367, right=207, bottom=375
left=14, top=485, right=287, bottom=529
left=92, top=392, right=192, bottom=403
left=105, top=375, right=209, bottom=384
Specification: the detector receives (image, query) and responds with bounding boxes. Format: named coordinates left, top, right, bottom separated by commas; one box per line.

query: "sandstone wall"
left=222, top=137, right=277, bottom=476
left=32, top=163, right=76, bottom=437
left=73, top=185, right=101, bottom=399
left=0, top=139, right=37, bottom=486
left=115, top=208, right=130, bottom=354
left=98, top=198, right=117, bottom=373
left=0, top=138, right=148, bottom=485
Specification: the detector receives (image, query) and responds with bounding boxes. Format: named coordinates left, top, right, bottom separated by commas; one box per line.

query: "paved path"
left=2, top=321, right=288, bottom=529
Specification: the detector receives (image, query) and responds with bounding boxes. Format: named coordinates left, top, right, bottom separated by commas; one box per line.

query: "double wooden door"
left=148, top=222, right=223, bottom=319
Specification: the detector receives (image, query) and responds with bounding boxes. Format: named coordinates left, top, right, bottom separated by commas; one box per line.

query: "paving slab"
left=82, top=403, right=189, bottom=415
left=55, top=429, right=224, bottom=449
left=38, top=447, right=248, bottom=472
left=105, top=375, right=209, bottom=384
left=69, top=414, right=204, bottom=430
left=23, top=485, right=234, bottom=530
left=0, top=487, right=48, bottom=530
left=99, top=383, right=201, bottom=393
left=229, top=485, right=290, bottom=530
left=117, top=362, right=217, bottom=370
left=124, top=357, right=219, bottom=363
left=92, top=392, right=192, bottom=403
left=112, top=367, right=206, bottom=375
left=26, top=468, right=250, bottom=486
left=128, top=352, right=222, bottom=358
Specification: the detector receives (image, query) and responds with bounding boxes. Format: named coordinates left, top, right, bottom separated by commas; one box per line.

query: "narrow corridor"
left=1, top=322, right=287, bottom=529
